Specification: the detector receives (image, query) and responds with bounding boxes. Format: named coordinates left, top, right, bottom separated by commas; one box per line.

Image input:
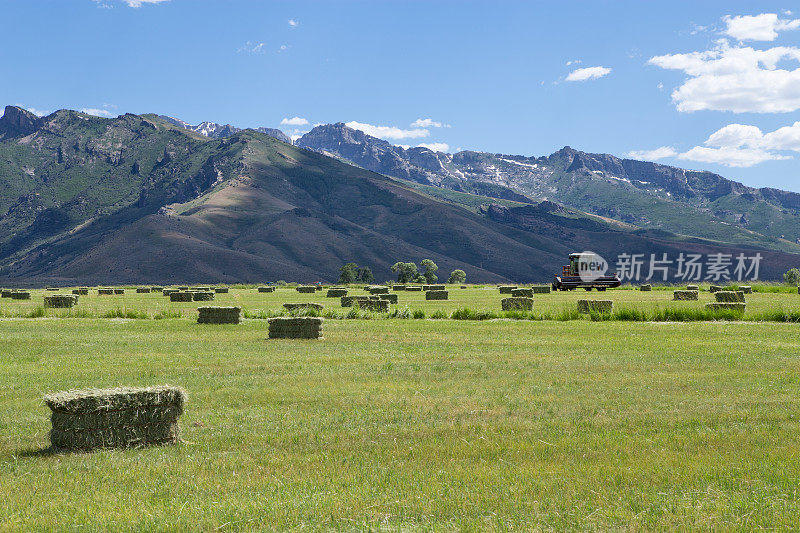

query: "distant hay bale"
left=460, top=285, right=467, bottom=289
left=268, top=317, right=324, bottom=339
left=392, top=285, right=406, bottom=291
left=136, top=287, right=152, bottom=293
left=511, top=288, right=533, bottom=297
left=315, top=286, right=323, bottom=291
left=326, top=288, right=348, bottom=297
left=283, top=303, right=324, bottom=311
left=257, top=286, right=275, bottom=293
left=425, top=290, right=449, bottom=301
left=114, top=289, right=125, bottom=295
left=1, top=289, right=12, bottom=298
left=151, top=287, right=164, bottom=292
left=739, top=286, right=752, bottom=294
left=72, top=288, right=89, bottom=296
left=423, top=284, right=446, bottom=292
left=640, top=284, right=652, bottom=291
left=378, top=293, right=398, bottom=304
left=502, top=297, right=533, bottom=311
left=197, top=306, right=241, bottom=324
left=162, top=289, right=179, bottom=296
left=369, top=286, right=389, bottom=294
left=531, top=285, right=551, bottom=294
left=296, top=286, right=317, bottom=294
left=577, top=299, right=613, bottom=314
left=715, top=291, right=745, bottom=303
left=98, top=288, right=114, bottom=295
left=709, top=285, right=722, bottom=293
left=340, top=296, right=366, bottom=307
left=359, top=299, right=390, bottom=312
left=705, top=302, right=746, bottom=313
left=686, top=285, right=699, bottom=291
left=214, top=287, right=229, bottom=293
left=46, top=288, right=59, bottom=291
left=44, top=385, right=186, bottom=451
left=405, top=286, right=423, bottom=292
left=170, top=292, right=194, bottom=302
left=11, top=291, right=31, bottom=300
left=191, top=291, right=215, bottom=302
left=177, top=286, right=189, bottom=291
left=673, top=290, right=699, bottom=301
left=44, top=294, right=79, bottom=308
left=498, top=285, right=517, bottom=294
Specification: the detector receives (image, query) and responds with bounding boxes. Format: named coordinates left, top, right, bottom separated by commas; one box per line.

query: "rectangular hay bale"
left=136, top=287, right=152, bottom=293
left=425, top=290, right=449, bottom=301
left=369, top=286, right=389, bottom=294
left=296, top=286, right=317, bottom=294
left=405, top=286, right=423, bottom=292
left=44, top=294, right=79, bottom=308
left=170, top=292, right=194, bottom=302
left=511, top=288, right=533, bottom=297
left=214, top=287, right=229, bottom=293
left=197, top=306, right=241, bottom=324
left=283, top=302, right=323, bottom=311
left=715, top=291, right=745, bottom=303
left=673, top=290, right=699, bottom=301
left=257, top=286, right=275, bottom=293
left=502, top=297, right=533, bottom=311
left=44, top=386, right=186, bottom=451
left=72, top=288, right=89, bottom=296
left=577, top=299, right=613, bottom=314
left=498, top=285, right=517, bottom=294
left=378, top=293, right=398, bottom=304
left=531, top=285, right=551, bottom=294
left=326, top=288, right=348, bottom=297
left=640, top=284, right=652, bottom=291
left=739, top=286, right=752, bottom=294
left=268, top=317, right=324, bottom=339
left=11, top=291, right=31, bottom=300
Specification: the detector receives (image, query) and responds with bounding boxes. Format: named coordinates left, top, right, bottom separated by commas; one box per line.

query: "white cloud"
left=649, top=39, right=800, bottom=113
left=288, top=19, right=299, bottom=27
left=677, top=121, right=800, bottom=167
left=565, top=66, right=611, bottom=82
left=345, top=121, right=429, bottom=140
left=416, top=143, right=449, bottom=152
left=81, top=108, right=114, bottom=117
left=24, top=107, right=50, bottom=117
left=723, top=13, right=800, bottom=42
left=122, top=0, right=169, bottom=6
left=238, top=41, right=265, bottom=54
left=625, top=146, right=678, bottom=161
left=410, top=118, right=450, bottom=128
left=281, top=116, right=309, bottom=126
left=566, top=59, right=582, bottom=66
left=278, top=44, right=289, bottom=52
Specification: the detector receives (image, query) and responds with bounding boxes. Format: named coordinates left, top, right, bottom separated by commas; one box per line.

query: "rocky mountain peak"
left=0, top=106, right=44, bottom=139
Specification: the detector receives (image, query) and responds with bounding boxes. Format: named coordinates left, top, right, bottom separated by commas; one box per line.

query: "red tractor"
left=552, top=253, right=622, bottom=291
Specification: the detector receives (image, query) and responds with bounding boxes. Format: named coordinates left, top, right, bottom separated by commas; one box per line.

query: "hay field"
left=2, top=317, right=800, bottom=529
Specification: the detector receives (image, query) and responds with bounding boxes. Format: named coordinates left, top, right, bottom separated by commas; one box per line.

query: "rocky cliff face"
left=0, top=106, right=44, bottom=139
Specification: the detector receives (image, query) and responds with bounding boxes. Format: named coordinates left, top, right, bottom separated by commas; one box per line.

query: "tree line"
left=338, top=259, right=466, bottom=285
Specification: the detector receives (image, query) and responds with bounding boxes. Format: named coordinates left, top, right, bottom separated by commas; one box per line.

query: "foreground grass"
left=2, top=319, right=800, bottom=529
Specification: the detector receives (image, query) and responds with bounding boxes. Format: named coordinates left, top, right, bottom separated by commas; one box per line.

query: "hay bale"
left=11, top=291, right=31, bottom=300
left=460, top=285, right=467, bottom=289
left=72, top=288, right=89, bottom=296
left=392, top=285, right=406, bottom=291
left=577, top=299, right=613, bottom=314
left=114, top=289, right=125, bottom=295
left=268, top=317, right=324, bottom=339
left=1, top=289, right=12, bottom=298
left=170, top=292, right=194, bottom=302
left=192, top=291, right=215, bottom=302
left=673, top=290, right=699, bottom=301
left=177, top=286, right=189, bottom=291
left=214, top=287, right=229, bottom=293
left=257, top=286, right=275, bottom=293
left=98, top=288, right=114, bottom=295
left=640, top=284, right=652, bottom=291
left=315, top=285, right=323, bottom=291
left=369, top=286, right=389, bottom=294
left=686, top=285, right=699, bottom=291
left=283, top=303, right=324, bottom=311
left=197, top=306, right=241, bottom=324
left=511, top=288, right=533, bottom=297
left=498, top=285, right=517, bottom=294
left=136, top=287, right=152, bottom=293
left=425, top=290, right=449, bottom=301
left=715, top=291, right=745, bottom=303
left=739, top=286, right=752, bottom=294
left=359, top=299, right=389, bottom=312
left=378, top=293, right=398, bottom=304
left=46, top=287, right=59, bottom=291
left=326, top=288, right=348, bottom=297
left=162, top=289, right=179, bottom=296
left=44, top=294, right=78, bottom=308
left=405, top=286, right=423, bottom=292
left=706, top=303, right=746, bottom=313
left=502, top=297, right=533, bottom=311
left=151, top=287, right=164, bottom=292
left=709, top=285, right=722, bottom=293
left=422, top=284, right=446, bottom=291
left=531, top=285, right=551, bottom=294
left=44, top=386, right=186, bottom=451
left=296, top=286, right=317, bottom=294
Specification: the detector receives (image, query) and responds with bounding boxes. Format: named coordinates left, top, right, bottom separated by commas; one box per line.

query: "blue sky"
left=3, top=1, right=800, bottom=191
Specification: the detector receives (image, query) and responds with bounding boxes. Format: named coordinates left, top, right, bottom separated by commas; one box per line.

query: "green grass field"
left=2, top=286, right=800, bottom=529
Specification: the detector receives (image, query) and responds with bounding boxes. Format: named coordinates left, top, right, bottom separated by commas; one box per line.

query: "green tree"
left=420, top=259, right=438, bottom=283
left=356, top=266, right=374, bottom=284
left=338, top=263, right=358, bottom=284
left=448, top=269, right=466, bottom=284
left=391, top=262, right=419, bottom=283
left=414, top=274, right=427, bottom=283
left=784, top=268, right=800, bottom=285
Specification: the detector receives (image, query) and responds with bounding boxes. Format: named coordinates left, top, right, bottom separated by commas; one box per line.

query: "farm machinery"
left=552, top=252, right=622, bottom=291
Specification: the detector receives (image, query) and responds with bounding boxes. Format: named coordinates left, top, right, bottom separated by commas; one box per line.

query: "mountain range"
left=0, top=105, right=798, bottom=285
